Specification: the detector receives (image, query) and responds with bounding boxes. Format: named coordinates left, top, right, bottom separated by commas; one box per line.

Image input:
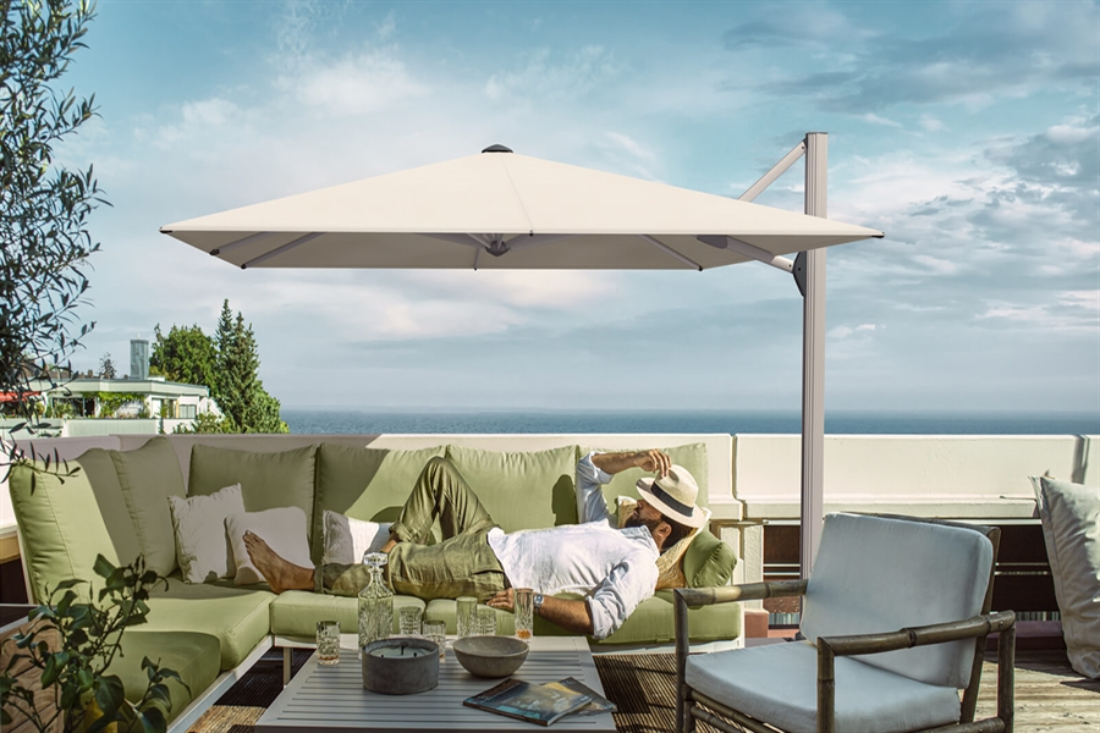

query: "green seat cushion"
left=9, top=460, right=120, bottom=603
left=591, top=592, right=741, bottom=645
left=312, top=444, right=445, bottom=564
left=78, top=448, right=142, bottom=566
left=579, top=442, right=710, bottom=510
left=444, top=445, right=579, bottom=532
left=142, top=575, right=274, bottom=669
left=108, top=630, right=220, bottom=724
left=189, top=444, right=319, bottom=546
left=683, top=528, right=737, bottom=588
left=524, top=592, right=740, bottom=645
left=269, top=591, right=424, bottom=638
left=110, top=437, right=185, bottom=576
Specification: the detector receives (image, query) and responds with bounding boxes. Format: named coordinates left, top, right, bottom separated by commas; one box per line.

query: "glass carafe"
left=357, top=551, right=394, bottom=654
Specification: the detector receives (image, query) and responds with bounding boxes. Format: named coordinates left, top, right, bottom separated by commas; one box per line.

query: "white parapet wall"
left=732, top=434, right=1097, bottom=521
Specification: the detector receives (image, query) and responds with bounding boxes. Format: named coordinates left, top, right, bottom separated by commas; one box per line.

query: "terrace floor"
left=188, top=647, right=1100, bottom=732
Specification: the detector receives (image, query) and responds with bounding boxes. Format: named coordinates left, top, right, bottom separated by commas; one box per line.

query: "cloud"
left=277, top=51, right=428, bottom=118
left=484, top=46, right=621, bottom=104
left=722, top=0, right=1099, bottom=113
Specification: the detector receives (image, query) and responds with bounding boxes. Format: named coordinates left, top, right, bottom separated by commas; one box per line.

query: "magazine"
left=464, top=677, right=592, bottom=726
left=544, top=677, right=618, bottom=716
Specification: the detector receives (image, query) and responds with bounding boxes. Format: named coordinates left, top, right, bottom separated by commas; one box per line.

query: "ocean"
left=281, top=409, right=1100, bottom=436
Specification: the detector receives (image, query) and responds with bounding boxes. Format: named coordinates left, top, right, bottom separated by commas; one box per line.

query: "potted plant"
left=0, top=555, right=187, bottom=733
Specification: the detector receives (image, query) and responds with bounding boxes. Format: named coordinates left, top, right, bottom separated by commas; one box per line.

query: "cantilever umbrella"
left=161, top=141, right=883, bottom=574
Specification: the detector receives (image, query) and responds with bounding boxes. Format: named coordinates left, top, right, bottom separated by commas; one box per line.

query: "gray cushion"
left=1031, top=475, right=1100, bottom=678
left=685, top=640, right=961, bottom=733
left=800, top=513, right=993, bottom=689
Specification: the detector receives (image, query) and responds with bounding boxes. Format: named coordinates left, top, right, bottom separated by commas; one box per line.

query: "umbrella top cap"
left=481, top=144, right=513, bottom=154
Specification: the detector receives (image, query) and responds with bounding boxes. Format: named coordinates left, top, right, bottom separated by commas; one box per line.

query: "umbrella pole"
left=800, top=133, right=828, bottom=582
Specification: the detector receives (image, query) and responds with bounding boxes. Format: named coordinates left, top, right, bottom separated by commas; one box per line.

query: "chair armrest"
left=675, top=579, right=808, bottom=608
left=815, top=611, right=1016, bottom=732
left=818, top=610, right=1016, bottom=657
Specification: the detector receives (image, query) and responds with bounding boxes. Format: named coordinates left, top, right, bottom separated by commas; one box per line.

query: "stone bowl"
left=452, top=636, right=529, bottom=678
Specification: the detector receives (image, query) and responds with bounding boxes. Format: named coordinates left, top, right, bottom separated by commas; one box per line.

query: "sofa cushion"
left=579, top=442, right=710, bottom=510
left=1031, top=475, right=1100, bottom=678
left=189, top=443, right=318, bottom=546
left=312, top=443, right=445, bottom=563
left=109, top=630, right=221, bottom=724
left=685, top=640, right=961, bottom=733
left=270, top=591, right=424, bottom=638
left=142, top=575, right=274, bottom=669
left=8, top=460, right=121, bottom=603
left=683, top=528, right=737, bottom=588
left=168, top=483, right=244, bottom=583
left=322, top=510, right=392, bottom=565
left=110, top=436, right=185, bottom=576
left=225, top=507, right=313, bottom=586
left=801, top=513, right=993, bottom=689
left=77, top=447, right=142, bottom=565
left=444, top=445, right=578, bottom=532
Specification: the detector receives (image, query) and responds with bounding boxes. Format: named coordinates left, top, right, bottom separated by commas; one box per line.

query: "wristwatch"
left=533, top=593, right=545, bottom=616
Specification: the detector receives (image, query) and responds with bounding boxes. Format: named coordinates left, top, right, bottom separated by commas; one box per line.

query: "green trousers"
left=319, top=456, right=509, bottom=602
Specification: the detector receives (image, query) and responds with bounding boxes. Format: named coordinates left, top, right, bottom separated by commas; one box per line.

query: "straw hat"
left=635, top=465, right=706, bottom=528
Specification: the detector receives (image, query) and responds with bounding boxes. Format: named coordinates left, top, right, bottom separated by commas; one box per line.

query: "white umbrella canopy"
left=161, top=145, right=883, bottom=270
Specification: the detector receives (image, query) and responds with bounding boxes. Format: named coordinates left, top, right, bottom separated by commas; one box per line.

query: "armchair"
left=674, top=513, right=1016, bottom=733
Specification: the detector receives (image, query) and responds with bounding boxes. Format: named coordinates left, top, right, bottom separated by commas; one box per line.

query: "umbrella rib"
left=697, top=235, right=794, bottom=272
left=240, top=232, right=323, bottom=269
left=638, top=235, right=703, bottom=271
left=210, top=231, right=272, bottom=257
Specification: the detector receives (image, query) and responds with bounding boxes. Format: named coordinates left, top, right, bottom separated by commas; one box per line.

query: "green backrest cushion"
left=444, top=445, right=578, bottom=532
left=77, top=448, right=142, bottom=566
left=189, top=443, right=318, bottom=545
left=109, top=436, right=185, bottom=577
left=578, top=442, right=710, bottom=511
left=9, top=460, right=121, bottom=603
left=312, top=443, right=445, bottom=564
left=683, top=528, right=737, bottom=588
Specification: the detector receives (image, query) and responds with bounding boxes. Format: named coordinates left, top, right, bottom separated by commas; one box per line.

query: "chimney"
left=130, top=339, right=149, bottom=381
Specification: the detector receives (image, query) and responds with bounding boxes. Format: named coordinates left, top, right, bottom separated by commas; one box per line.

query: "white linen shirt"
left=487, top=452, right=659, bottom=640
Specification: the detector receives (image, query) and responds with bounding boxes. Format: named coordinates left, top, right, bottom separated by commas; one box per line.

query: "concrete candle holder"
left=361, top=637, right=440, bottom=695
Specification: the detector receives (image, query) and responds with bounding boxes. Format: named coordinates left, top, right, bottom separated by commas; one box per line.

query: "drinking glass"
left=399, top=605, right=423, bottom=636
left=422, top=619, right=446, bottom=660
left=456, top=596, right=478, bottom=639
left=476, top=606, right=497, bottom=636
left=513, top=588, right=533, bottom=641
left=316, top=620, right=340, bottom=665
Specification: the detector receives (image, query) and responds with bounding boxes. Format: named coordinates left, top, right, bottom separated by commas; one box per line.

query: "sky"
left=52, top=0, right=1099, bottom=414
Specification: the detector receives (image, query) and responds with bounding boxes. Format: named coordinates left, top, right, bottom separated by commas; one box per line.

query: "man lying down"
left=244, top=450, right=705, bottom=640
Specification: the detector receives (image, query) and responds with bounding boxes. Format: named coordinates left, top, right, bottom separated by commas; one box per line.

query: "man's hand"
left=633, top=449, right=671, bottom=478
left=592, top=449, right=672, bottom=478
left=486, top=588, right=514, bottom=612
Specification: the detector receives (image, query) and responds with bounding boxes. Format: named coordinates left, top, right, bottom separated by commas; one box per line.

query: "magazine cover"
left=464, top=677, right=592, bottom=726
left=545, top=677, right=618, bottom=716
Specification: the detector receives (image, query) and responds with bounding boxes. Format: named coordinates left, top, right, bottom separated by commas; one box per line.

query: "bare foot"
left=243, top=531, right=314, bottom=594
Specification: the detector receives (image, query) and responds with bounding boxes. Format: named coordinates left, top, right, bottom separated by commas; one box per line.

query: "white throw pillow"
left=167, top=484, right=244, bottom=583
left=322, top=510, right=392, bottom=565
left=1031, top=475, right=1100, bottom=679
left=225, top=507, right=313, bottom=587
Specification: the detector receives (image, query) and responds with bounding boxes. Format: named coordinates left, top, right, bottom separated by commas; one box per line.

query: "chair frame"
left=674, top=515, right=1017, bottom=733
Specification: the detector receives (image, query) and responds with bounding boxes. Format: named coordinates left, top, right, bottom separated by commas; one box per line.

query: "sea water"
left=282, top=409, right=1100, bottom=436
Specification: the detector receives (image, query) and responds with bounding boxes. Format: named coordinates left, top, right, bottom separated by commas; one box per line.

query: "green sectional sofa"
left=9, top=434, right=740, bottom=731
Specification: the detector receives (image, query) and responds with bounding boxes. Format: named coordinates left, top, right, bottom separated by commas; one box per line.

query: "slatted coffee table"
left=255, top=636, right=616, bottom=731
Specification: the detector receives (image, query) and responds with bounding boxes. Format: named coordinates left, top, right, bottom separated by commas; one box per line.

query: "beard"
left=624, top=514, right=662, bottom=534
